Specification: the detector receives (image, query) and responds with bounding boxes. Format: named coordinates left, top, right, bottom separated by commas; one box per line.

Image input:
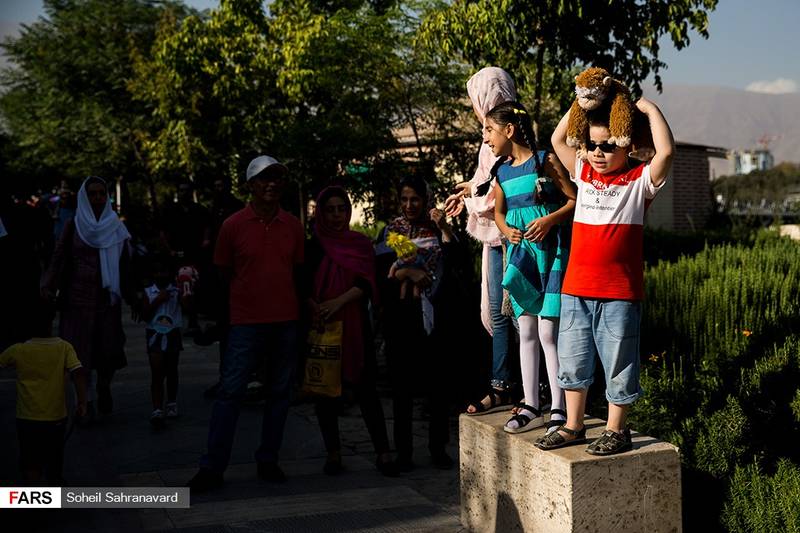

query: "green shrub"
left=629, top=230, right=800, bottom=531
left=723, top=460, right=800, bottom=533
left=642, top=230, right=800, bottom=376
left=792, top=390, right=800, bottom=423
left=692, top=396, right=748, bottom=479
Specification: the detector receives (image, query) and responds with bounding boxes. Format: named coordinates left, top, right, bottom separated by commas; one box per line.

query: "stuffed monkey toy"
left=566, top=67, right=635, bottom=160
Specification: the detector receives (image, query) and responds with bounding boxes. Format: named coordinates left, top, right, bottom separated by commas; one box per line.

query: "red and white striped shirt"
left=562, top=158, right=665, bottom=301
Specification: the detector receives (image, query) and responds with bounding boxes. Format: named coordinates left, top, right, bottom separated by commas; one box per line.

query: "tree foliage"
left=416, top=0, right=718, bottom=127
left=130, top=0, right=472, bottom=212
left=0, top=0, right=192, bottom=184
left=1, top=0, right=717, bottom=217
left=712, top=163, right=800, bottom=209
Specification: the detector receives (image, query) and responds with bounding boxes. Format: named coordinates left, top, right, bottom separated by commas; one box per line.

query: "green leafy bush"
left=630, top=230, right=800, bottom=531
left=723, top=460, right=800, bottom=533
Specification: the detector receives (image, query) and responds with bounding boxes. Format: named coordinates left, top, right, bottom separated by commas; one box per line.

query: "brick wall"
left=671, top=147, right=712, bottom=231
left=645, top=145, right=713, bottom=231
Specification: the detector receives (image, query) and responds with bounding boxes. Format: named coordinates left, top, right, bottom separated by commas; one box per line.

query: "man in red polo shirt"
left=188, top=155, right=304, bottom=492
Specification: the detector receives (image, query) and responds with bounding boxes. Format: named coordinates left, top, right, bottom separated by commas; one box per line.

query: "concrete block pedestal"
left=460, top=412, right=682, bottom=533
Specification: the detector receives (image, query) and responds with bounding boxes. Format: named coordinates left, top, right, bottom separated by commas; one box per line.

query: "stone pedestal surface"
left=460, top=412, right=682, bottom=533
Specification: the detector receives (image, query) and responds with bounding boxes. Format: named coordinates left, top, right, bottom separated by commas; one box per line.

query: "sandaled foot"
left=510, top=398, right=527, bottom=415
left=466, top=388, right=511, bottom=416
left=544, top=409, right=567, bottom=435
left=503, top=404, right=544, bottom=434
left=535, top=424, right=586, bottom=450
left=586, top=428, right=632, bottom=456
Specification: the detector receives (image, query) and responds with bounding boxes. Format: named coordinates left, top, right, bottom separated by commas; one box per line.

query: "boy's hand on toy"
left=635, top=97, right=655, bottom=114
left=505, top=228, right=523, bottom=245
left=525, top=217, right=553, bottom=242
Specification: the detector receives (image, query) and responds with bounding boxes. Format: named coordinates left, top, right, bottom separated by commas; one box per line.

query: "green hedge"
left=631, top=230, right=800, bottom=531
left=723, top=460, right=800, bottom=533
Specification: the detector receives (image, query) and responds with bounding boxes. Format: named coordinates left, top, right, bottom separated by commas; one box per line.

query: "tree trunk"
left=406, top=98, right=425, bottom=161
left=147, top=176, right=159, bottom=214
left=129, top=134, right=159, bottom=214
left=298, top=183, right=306, bottom=228
left=533, top=40, right=546, bottom=139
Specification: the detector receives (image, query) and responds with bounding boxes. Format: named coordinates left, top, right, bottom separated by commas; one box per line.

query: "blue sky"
left=1, top=0, right=797, bottom=94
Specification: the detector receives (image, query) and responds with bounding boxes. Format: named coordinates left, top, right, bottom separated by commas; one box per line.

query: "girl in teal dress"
left=485, top=101, right=576, bottom=434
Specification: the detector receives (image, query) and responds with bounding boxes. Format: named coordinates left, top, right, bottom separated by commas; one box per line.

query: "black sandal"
left=466, top=388, right=512, bottom=416
left=544, top=409, right=568, bottom=432
left=503, top=404, right=544, bottom=434
left=586, top=428, right=632, bottom=456
left=535, top=424, right=586, bottom=449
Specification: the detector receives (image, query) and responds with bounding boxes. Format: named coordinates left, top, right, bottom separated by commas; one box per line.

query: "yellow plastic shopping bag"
left=302, top=321, right=343, bottom=398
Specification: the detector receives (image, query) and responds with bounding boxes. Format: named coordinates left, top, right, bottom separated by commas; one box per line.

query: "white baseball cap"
left=246, top=155, right=288, bottom=182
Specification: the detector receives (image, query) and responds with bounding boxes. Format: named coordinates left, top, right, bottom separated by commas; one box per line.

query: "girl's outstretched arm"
left=636, top=98, right=675, bottom=187
left=551, top=110, right=577, bottom=175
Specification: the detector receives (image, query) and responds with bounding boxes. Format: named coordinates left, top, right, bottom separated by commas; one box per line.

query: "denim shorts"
left=556, top=294, right=642, bottom=404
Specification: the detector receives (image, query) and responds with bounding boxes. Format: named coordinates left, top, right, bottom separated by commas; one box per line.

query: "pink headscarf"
left=465, top=67, right=516, bottom=333
left=464, top=67, right=517, bottom=246
left=466, top=66, right=517, bottom=125
left=313, top=186, right=377, bottom=384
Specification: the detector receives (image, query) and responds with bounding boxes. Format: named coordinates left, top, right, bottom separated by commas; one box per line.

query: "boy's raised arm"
left=550, top=110, right=577, bottom=175
left=636, top=98, right=675, bottom=187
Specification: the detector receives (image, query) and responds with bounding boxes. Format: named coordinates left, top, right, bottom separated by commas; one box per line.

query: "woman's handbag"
left=302, top=320, right=343, bottom=398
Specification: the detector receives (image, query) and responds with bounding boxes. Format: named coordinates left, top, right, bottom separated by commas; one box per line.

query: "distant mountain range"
left=642, top=84, right=800, bottom=164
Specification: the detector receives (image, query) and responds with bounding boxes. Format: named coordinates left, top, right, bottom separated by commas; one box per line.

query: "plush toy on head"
left=566, top=66, right=635, bottom=160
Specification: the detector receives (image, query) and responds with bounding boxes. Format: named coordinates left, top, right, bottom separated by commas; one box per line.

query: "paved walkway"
left=0, top=310, right=464, bottom=532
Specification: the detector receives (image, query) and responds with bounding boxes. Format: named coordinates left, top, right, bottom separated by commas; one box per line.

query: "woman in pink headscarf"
left=305, top=186, right=398, bottom=477
left=444, top=67, right=518, bottom=414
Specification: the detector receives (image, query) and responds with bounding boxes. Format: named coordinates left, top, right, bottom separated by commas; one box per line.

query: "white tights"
left=507, top=314, right=565, bottom=429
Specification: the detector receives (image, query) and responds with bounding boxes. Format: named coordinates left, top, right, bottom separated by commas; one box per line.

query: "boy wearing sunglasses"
left=537, top=96, right=674, bottom=455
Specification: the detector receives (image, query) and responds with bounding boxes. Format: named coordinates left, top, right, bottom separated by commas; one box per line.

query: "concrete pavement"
left=0, top=309, right=464, bottom=532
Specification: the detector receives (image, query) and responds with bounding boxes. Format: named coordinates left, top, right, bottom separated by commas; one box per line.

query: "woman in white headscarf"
left=444, top=67, right=518, bottom=414
left=42, top=176, right=132, bottom=418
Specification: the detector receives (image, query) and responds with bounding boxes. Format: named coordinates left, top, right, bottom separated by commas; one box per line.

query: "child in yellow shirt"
left=0, top=305, right=87, bottom=483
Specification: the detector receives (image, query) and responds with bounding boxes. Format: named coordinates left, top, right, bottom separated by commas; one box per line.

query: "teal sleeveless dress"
left=497, top=152, right=570, bottom=318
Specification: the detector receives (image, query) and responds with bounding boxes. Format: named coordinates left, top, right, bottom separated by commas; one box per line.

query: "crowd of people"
left=0, top=65, right=675, bottom=491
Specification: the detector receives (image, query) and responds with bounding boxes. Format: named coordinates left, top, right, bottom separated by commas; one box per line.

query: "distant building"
left=646, top=141, right=727, bottom=231
left=728, top=148, right=775, bottom=175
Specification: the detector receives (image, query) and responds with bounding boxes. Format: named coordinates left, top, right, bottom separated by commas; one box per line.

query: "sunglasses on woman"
left=586, top=140, right=619, bottom=153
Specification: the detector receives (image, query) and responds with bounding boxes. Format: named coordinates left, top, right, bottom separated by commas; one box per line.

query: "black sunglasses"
left=586, top=140, right=619, bottom=153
